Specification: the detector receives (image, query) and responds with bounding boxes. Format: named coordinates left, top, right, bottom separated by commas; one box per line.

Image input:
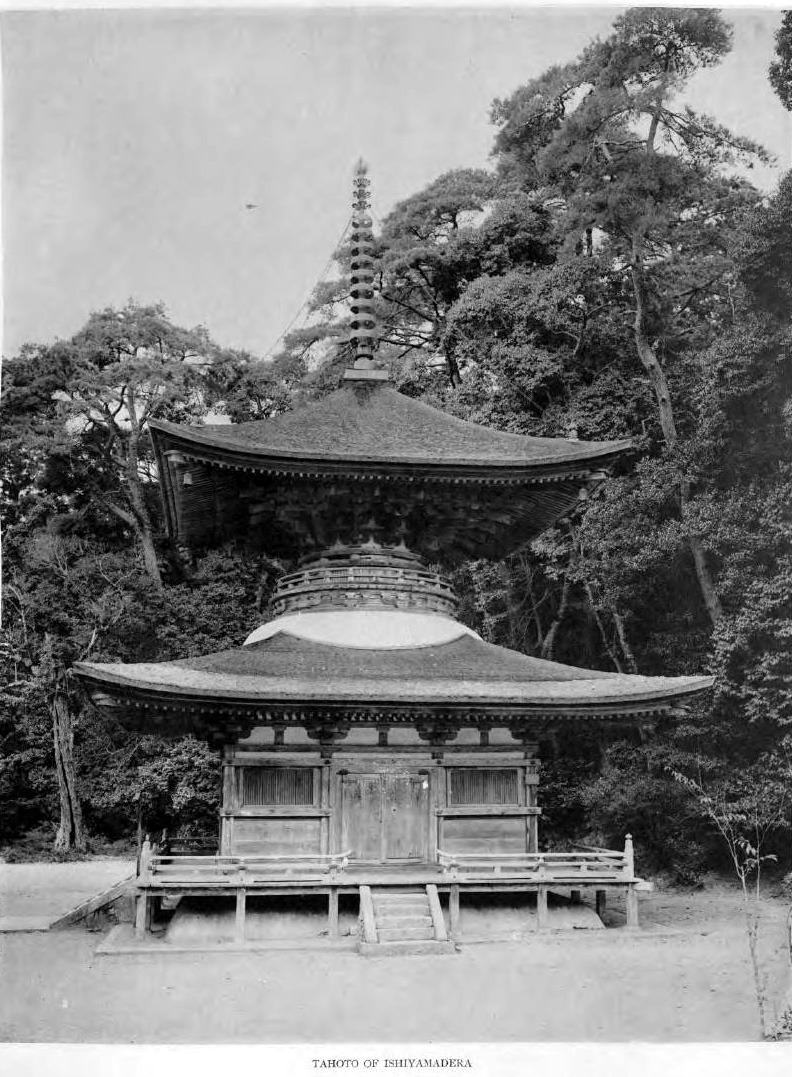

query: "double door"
left=340, top=769, right=430, bottom=863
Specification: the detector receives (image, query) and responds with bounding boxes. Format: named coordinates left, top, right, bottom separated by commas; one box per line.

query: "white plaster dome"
left=243, top=609, right=481, bottom=650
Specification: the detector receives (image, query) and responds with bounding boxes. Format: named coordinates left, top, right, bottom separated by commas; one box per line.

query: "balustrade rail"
left=438, top=835, right=636, bottom=882
left=139, top=846, right=351, bottom=887
left=136, top=836, right=637, bottom=888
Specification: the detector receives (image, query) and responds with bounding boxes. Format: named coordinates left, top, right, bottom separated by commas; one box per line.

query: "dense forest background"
left=2, top=9, right=792, bottom=881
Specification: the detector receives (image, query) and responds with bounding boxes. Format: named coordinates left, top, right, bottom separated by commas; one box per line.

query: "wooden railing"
left=135, top=835, right=638, bottom=888
left=437, top=835, right=636, bottom=882
left=138, top=841, right=351, bottom=887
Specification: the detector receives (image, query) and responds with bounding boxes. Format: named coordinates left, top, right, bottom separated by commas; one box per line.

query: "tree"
left=2, top=520, right=150, bottom=851
left=1, top=302, right=235, bottom=590
left=770, top=11, right=792, bottom=111
left=490, top=8, right=768, bottom=627
left=1, top=303, right=267, bottom=851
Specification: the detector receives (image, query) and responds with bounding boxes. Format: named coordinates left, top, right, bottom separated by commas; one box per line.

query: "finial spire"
left=346, top=159, right=385, bottom=380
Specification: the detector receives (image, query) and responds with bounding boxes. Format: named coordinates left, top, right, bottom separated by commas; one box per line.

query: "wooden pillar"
left=359, top=885, right=377, bottom=944
left=328, top=887, right=339, bottom=937
left=426, top=884, right=448, bottom=943
left=329, top=769, right=342, bottom=855
left=570, top=890, right=581, bottom=905
left=625, top=886, right=639, bottom=929
left=320, top=764, right=331, bottom=855
left=134, top=892, right=149, bottom=938
left=536, top=887, right=548, bottom=930
left=527, top=816, right=539, bottom=854
left=525, top=755, right=540, bottom=853
left=235, top=888, right=246, bottom=942
left=449, top=885, right=460, bottom=939
left=596, top=889, right=607, bottom=919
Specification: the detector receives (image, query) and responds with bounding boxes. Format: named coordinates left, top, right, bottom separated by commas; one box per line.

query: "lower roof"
left=74, top=630, right=712, bottom=717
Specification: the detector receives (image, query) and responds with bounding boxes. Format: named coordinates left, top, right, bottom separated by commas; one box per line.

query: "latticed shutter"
left=448, top=768, right=519, bottom=806
left=241, top=767, right=315, bottom=806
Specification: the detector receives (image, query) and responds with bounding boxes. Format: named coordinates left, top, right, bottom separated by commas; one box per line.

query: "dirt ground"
left=1, top=863, right=790, bottom=1043
left=0, top=860, right=136, bottom=923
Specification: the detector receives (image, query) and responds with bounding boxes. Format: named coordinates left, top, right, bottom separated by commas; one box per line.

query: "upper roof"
left=150, top=382, right=630, bottom=476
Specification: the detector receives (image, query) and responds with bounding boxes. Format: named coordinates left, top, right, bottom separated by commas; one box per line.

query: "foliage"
left=1, top=301, right=242, bottom=589
left=0, top=303, right=266, bottom=849
left=770, top=11, right=792, bottom=112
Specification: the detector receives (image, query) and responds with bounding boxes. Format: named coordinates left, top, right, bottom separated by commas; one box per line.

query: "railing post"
left=138, top=836, right=152, bottom=884
left=624, top=833, right=635, bottom=879
left=134, top=836, right=153, bottom=939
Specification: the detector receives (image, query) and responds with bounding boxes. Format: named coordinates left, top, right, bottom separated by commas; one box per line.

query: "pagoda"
left=75, top=163, right=711, bottom=950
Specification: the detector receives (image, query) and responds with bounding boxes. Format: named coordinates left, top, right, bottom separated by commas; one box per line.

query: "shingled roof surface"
left=75, top=632, right=712, bottom=709
left=150, top=384, right=630, bottom=470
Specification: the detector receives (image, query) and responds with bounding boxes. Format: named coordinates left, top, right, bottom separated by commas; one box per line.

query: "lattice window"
left=241, top=767, right=315, bottom=806
left=448, top=768, right=519, bottom=806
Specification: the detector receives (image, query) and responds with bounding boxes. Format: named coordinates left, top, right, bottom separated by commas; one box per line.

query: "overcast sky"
left=3, top=6, right=791, bottom=359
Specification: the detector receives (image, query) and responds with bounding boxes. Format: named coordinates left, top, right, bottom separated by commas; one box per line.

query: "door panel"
left=340, top=769, right=430, bottom=863
left=341, top=774, right=382, bottom=861
left=384, top=774, right=428, bottom=861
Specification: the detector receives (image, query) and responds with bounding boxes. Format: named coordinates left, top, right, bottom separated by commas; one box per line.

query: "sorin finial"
left=348, top=159, right=379, bottom=372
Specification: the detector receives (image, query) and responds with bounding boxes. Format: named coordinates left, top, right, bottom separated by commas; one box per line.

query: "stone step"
left=359, top=939, right=457, bottom=958
left=373, top=902, right=428, bottom=916
left=368, top=886, right=443, bottom=947
left=377, top=914, right=433, bottom=929
left=372, top=890, right=428, bottom=901
left=377, top=924, right=436, bottom=942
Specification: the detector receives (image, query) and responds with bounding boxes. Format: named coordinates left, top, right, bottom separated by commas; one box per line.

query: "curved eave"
left=73, top=662, right=713, bottom=719
left=149, top=419, right=631, bottom=481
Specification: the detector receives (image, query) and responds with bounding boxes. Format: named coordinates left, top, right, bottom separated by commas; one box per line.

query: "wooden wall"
left=220, top=748, right=540, bottom=860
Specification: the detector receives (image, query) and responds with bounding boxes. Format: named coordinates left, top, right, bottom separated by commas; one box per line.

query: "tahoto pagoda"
left=75, top=164, right=711, bottom=951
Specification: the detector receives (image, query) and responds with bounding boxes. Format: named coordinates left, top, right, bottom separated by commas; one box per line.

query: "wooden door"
left=340, top=769, right=429, bottom=863
left=340, top=773, right=382, bottom=861
left=383, top=773, right=428, bottom=861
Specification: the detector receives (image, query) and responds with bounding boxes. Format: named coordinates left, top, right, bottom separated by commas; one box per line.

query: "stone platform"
left=98, top=890, right=604, bottom=953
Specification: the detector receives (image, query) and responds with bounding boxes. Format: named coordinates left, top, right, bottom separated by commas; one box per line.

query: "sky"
left=3, top=5, right=791, bottom=360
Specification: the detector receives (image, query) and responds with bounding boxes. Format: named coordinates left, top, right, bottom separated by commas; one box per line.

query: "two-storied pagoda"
left=75, top=164, right=711, bottom=951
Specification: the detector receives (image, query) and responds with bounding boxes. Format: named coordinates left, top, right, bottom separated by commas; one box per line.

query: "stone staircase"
left=358, top=884, right=456, bottom=956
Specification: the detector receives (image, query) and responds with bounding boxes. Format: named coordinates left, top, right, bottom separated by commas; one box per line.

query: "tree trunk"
left=444, top=346, right=463, bottom=388
left=582, top=580, right=625, bottom=673
left=522, top=560, right=546, bottom=653
left=630, top=246, right=723, bottom=627
left=124, top=394, right=164, bottom=592
left=52, top=685, right=87, bottom=853
left=570, top=525, right=625, bottom=672
left=679, top=479, right=725, bottom=627
left=613, top=610, right=638, bottom=674
left=134, top=517, right=164, bottom=590
left=541, top=575, right=571, bottom=661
